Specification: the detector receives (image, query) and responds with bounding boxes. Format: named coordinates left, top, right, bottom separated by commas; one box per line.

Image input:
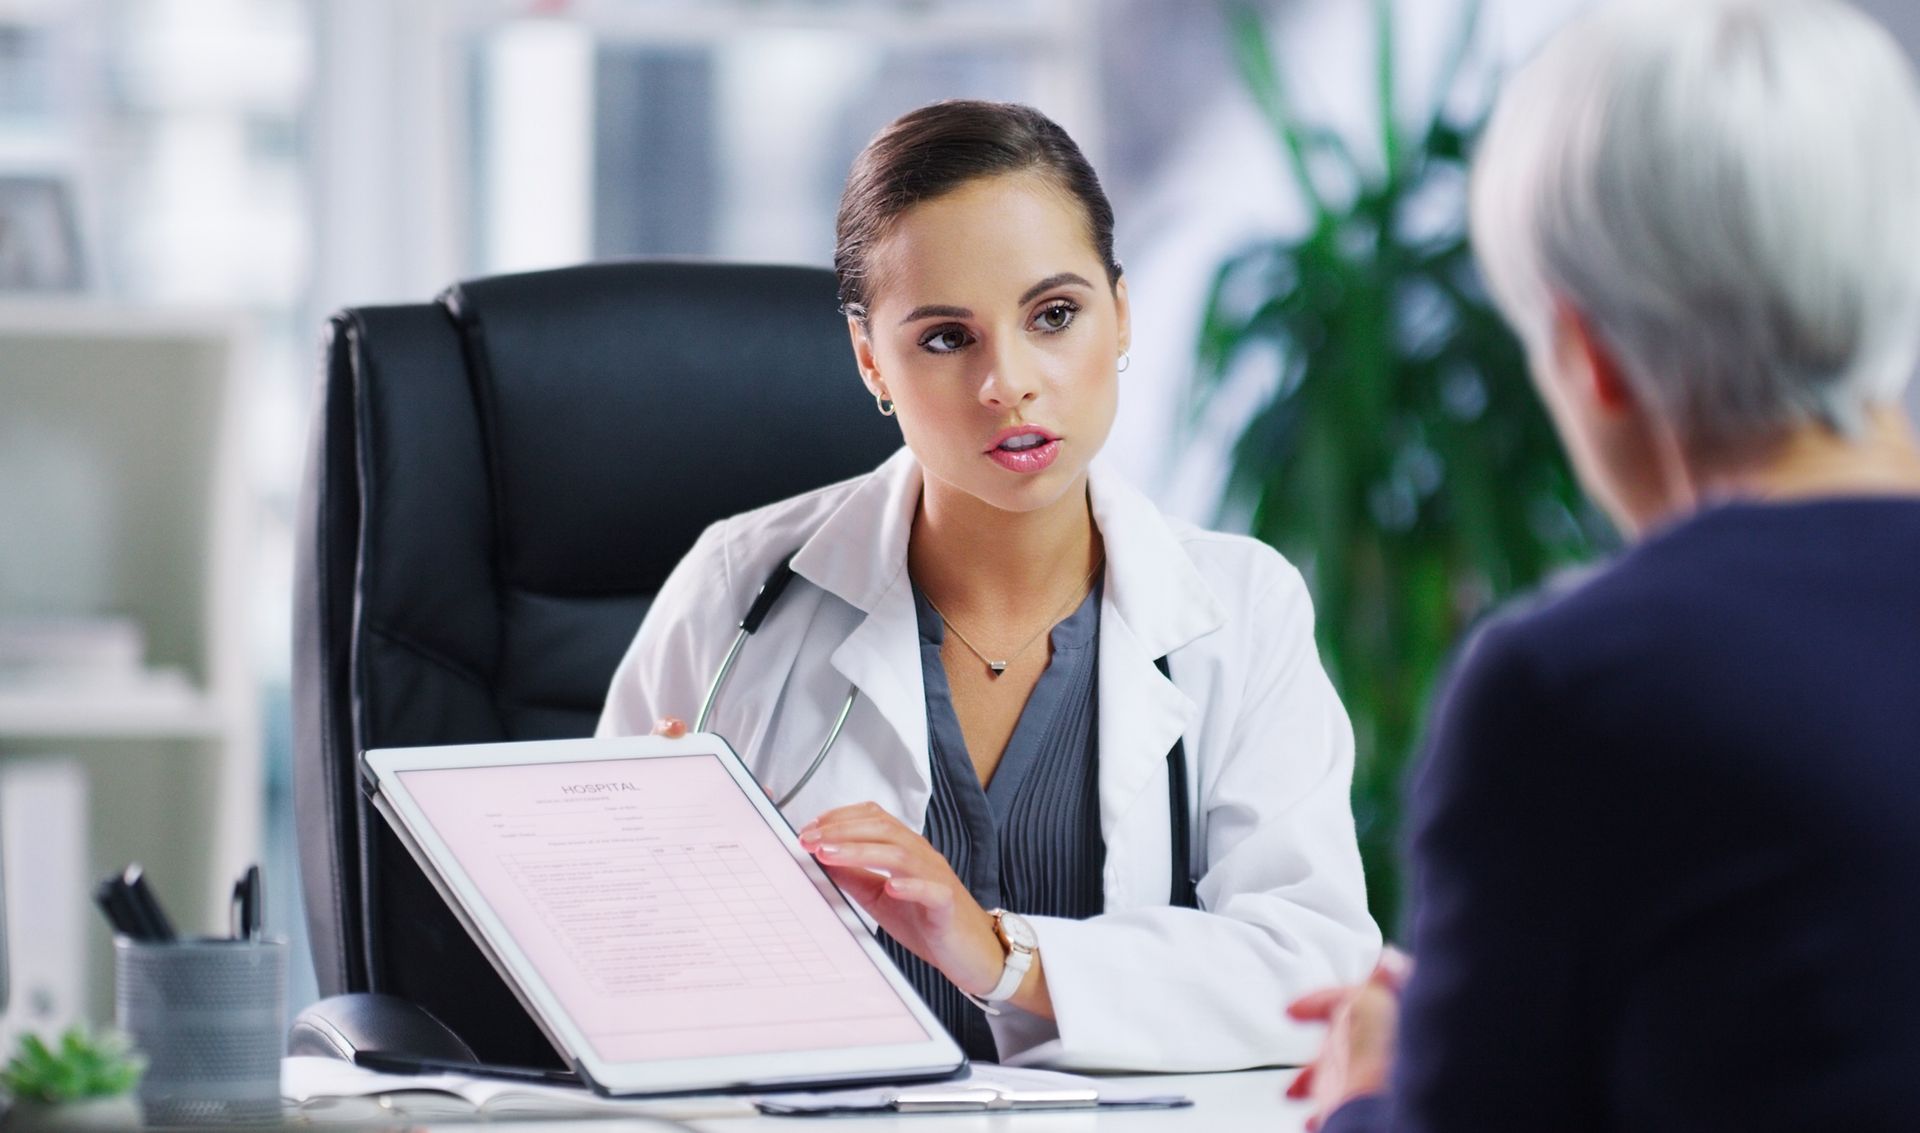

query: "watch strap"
left=960, top=909, right=1034, bottom=1016
left=983, top=936, right=1033, bottom=1002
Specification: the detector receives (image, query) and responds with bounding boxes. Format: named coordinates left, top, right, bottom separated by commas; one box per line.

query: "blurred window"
left=463, top=4, right=1096, bottom=275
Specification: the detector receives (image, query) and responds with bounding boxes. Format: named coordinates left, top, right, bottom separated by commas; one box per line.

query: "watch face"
left=998, top=910, right=1038, bottom=951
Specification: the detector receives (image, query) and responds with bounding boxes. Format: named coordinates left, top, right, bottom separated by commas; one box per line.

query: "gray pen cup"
left=114, top=936, right=286, bottom=1126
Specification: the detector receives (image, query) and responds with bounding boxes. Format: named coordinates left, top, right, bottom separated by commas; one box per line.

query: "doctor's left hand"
left=799, top=802, right=1018, bottom=1009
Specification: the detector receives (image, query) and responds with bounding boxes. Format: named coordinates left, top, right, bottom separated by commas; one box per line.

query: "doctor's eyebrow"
left=897, top=272, right=1095, bottom=325
left=1016, top=272, right=1093, bottom=307
left=899, top=303, right=971, bottom=325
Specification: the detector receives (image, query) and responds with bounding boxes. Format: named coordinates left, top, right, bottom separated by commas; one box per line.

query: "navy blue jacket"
left=1327, top=498, right=1920, bottom=1132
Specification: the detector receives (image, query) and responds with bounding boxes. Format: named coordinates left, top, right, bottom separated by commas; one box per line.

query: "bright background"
left=2, top=0, right=1917, bottom=1033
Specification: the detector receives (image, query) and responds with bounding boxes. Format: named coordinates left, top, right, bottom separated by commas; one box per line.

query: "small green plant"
left=0, top=1028, right=145, bottom=1104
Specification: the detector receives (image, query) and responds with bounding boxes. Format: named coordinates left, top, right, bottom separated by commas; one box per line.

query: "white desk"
left=280, top=1062, right=1311, bottom=1130
left=447, top=1070, right=1309, bottom=1132
left=693, top=1069, right=1309, bottom=1132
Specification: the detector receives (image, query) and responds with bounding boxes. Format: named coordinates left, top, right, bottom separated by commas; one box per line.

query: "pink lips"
left=986, top=425, right=1061, bottom=474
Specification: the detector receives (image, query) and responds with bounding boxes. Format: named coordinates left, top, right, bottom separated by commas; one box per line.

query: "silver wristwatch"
left=963, top=908, right=1037, bottom=1016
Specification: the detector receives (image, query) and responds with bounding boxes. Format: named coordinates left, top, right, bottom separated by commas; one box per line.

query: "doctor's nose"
left=979, top=350, right=1041, bottom=408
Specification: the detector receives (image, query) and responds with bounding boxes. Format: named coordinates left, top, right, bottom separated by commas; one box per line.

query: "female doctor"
left=598, top=99, right=1379, bottom=1071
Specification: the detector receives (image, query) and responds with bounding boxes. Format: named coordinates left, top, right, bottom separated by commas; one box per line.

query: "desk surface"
left=701, top=1068, right=1309, bottom=1132
left=280, top=1063, right=1311, bottom=1131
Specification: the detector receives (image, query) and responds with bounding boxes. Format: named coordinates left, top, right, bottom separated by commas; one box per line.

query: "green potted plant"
left=1, top=1027, right=145, bottom=1131
left=1192, top=0, right=1603, bottom=928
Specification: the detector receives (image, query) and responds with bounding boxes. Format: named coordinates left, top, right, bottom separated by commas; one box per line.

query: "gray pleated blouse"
left=880, top=581, right=1106, bottom=1062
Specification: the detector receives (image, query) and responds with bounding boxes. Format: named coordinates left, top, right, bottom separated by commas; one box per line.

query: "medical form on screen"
left=397, top=755, right=930, bottom=1062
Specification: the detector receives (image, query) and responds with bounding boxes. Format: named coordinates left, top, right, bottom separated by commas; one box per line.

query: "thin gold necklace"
left=922, top=558, right=1104, bottom=678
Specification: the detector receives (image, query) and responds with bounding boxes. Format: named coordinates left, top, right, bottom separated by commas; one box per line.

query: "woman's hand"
left=799, top=802, right=1012, bottom=1004
left=1284, top=947, right=1410, bottom=1131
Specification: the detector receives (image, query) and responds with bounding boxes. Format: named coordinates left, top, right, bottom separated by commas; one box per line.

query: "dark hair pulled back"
left=834, top=99, right=1120, bottom=323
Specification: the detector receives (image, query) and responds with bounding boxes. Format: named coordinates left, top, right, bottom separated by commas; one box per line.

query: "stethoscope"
left=688, top=551, right=1201, bottom=910
left=693, top=554, right=858, bottom=809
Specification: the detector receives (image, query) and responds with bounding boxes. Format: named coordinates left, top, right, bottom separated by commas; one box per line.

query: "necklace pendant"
left=988, top=661, right=1008, bottom=677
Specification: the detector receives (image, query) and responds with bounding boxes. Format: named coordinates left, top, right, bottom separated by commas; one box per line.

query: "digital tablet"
left=360, top=734, right=966, bottom=1096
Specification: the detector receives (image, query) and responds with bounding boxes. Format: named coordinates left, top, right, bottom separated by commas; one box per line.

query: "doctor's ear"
left=846, top=317, right=897, bottom=415
left=846, top=314, right=883, bottom=386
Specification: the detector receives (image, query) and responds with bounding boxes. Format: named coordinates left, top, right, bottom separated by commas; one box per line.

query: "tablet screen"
left=395, top=754, right=932, bottom=1063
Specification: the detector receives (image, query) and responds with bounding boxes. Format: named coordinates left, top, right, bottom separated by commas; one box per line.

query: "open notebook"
left=282, top=1056, right=756, bottom=1122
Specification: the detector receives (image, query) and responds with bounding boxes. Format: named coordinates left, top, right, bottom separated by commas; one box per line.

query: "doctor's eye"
left=918, top=325, right=974, bottom=355
left=1031, top=300, right=1079, bottom=334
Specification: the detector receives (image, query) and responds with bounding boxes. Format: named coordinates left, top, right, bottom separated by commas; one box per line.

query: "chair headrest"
left=439, top=260, right=898, bottom=595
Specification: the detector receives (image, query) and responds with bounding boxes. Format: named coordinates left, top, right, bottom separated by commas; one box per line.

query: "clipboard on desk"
left=360, top=734, right=966, bottom=1098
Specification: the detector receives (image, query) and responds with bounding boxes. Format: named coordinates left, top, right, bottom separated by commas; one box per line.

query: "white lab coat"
left=597, top=448, right=1381, bottom=1071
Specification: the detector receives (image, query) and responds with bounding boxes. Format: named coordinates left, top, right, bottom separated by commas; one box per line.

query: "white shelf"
left=0, top=690, right=228, bottom=739
left=0, top=301, right=259, bottom=1026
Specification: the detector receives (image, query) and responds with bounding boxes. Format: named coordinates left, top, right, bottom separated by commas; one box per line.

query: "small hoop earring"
left=1117, top=351, right=1131, bottom=373
left=875, top=393, right=896, bottom=417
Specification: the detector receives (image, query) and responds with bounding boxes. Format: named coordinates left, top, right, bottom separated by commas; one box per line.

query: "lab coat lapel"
left=790, top=449, right=932, bottom=818
left=1095, top=610, right=1193, bottom=856
left=1088, top=462, right=1225, bottom=899
left=826, top=575, right=930, bottom=810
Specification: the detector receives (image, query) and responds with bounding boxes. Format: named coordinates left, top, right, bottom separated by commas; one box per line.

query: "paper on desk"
left=281, top=1055, right=756, bottom=1122
left=754, top=1063, right=1191, bottom=1114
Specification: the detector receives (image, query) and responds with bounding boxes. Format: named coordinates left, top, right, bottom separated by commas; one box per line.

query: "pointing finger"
left=1286, top=985, right=1354, bottom=1022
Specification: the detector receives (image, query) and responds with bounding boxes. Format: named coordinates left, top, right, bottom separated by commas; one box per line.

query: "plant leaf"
left=2, top=1027, right=144, bottom=1103
left=1225, top=2, right=1330, bottom=223
left=1426, top=0, right=1484, bottom=138
left=1375, top=0, right=1401, bottom=183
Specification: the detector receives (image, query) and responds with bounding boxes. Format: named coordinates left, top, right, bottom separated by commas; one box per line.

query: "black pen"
left=93, top=876, right=145, bottom=939
left=229, top=874, right=247, bottom=940
left=229, top=866, right=251, bottom=939
left=232, top=864, right=261, bottom=940
left=121, top=864, right=177, bottom=943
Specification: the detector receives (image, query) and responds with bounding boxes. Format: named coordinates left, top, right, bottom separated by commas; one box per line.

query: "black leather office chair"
left=292, top=260, right=902, bottom=1066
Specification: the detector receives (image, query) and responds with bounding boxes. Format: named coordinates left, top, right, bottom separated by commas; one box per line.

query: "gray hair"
left=1470, top=0, right=1920, bottom=450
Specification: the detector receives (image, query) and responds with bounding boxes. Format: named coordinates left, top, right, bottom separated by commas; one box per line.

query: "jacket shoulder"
left=1165, top=518, right=1310, bottom=598
left=706, top=469, right=873, bottom=589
